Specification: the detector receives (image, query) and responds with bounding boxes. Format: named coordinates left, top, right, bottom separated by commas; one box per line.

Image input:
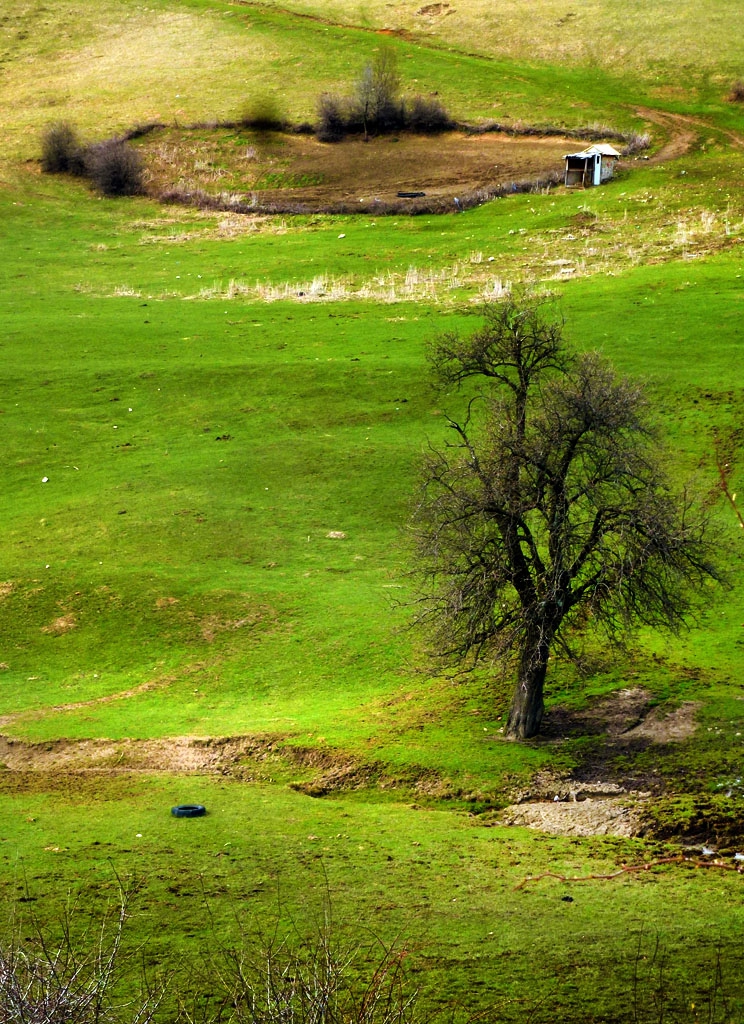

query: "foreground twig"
left=715, top=449, right=744, bottom=531
left=515, top=855, right=744, bottom=889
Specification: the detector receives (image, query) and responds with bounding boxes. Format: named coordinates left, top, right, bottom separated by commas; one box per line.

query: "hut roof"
left=564, top=143, right=621, bottom=159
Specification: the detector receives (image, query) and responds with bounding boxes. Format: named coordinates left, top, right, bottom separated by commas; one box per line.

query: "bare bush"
left=621, top=132, right=652, bottom=156
left=316, top=48, right=451, bottom=141
left=85, top=139, right=144, bottom=197
left=0, top=892, right=161, bottom=1024
left=40, top=122, right=86, bottom=175
left=317, top=93, right=452, bottom=140
left=316, top=94, right=349, bottom=143
left=404, top=96, right=453, bottom=134
left=188, top=904, right=421, bottom=1024
left=728, top=79, right=744, bottom=102
left=356, top=46, right=402, bottom=137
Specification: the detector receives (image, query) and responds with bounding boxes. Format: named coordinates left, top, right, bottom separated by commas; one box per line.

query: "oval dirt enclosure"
left=142, top=128, right=579, bottom=208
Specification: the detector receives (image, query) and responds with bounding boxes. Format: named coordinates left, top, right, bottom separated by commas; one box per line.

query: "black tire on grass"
left=171, top=804, right=207, bottom=818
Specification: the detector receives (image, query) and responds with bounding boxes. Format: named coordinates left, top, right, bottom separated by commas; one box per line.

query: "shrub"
left=40, top=121, right=86, bottom=175
left=315, top=47, right=452, bottom=141
left=85, top=139, right=144, bottom=197
left=404, top=96, right=453, bottom=134
left=621, top=131, right=651, bottom=156
left=728, top=79, right=744, bottom=102
left=371, top=96, right=406, bottom=133
left=316, top=93, right=348, bottom=142
left=316, top=90, right=452, bottom=141
left=187, top=900, right=421, bottom=1024
left=0, top=891, right=161, bottom=1024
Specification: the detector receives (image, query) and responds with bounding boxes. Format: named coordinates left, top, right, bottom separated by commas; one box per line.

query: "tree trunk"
left=505, top=635, right=550, bottom=739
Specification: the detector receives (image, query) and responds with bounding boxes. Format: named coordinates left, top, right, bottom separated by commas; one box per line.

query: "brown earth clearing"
left=141, top=128, right=584, bottom=207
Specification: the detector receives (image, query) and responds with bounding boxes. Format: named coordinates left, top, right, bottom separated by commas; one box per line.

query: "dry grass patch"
left=40, top=613, right=77, bottom=635
left=115, top=200, right=739, bottom=306
left=0, top=7, right=285, bottom=160
left=198, top=614, right=262, bottom=643
left=192, top=262, right=472, bottom=304
left=135, top=211, right=283, bottom=244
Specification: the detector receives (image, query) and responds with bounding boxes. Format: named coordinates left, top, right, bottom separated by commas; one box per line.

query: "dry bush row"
left=315, top=47, right=453, bottom=141
left=0, top=892, right=421, bottom=1024
left=44, top=116, right=566, bottom=213
left=463, top=120, right=649, bottom=156
left=1, top=890, right=736, bottom=1024
left=41, top=122, right=143, bottom=196
left=316, top=93, right=453, bottom=142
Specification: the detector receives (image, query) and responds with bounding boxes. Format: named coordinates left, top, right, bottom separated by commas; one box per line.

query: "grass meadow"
left=2, top=1, right=744, bottom=1020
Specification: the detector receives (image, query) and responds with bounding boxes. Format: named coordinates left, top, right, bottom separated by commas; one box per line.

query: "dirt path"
left=0, top=681, right=166, bottom=730
left=636, top=106, right=744, bottom=164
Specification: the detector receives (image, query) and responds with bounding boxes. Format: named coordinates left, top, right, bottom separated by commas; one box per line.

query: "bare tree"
left=412, top=298, right=722, bottom=739
left=355, top=46, right=401, bottom=137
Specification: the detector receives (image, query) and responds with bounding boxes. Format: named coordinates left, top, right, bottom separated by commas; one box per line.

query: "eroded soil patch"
left=499, top=795, right=647, bottom=838
left=495, top=689, right=703, bottom=838
left=0, top=688, right=716, bottom=840
left=0, top=734, right=282, bottom=776
left=541, top=687, right=699, bottom=745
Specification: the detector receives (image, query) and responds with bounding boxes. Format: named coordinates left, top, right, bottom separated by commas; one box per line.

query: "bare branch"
left=515, top=854, right=744, bottom=890
left=714, top=429, right=744, bottom=531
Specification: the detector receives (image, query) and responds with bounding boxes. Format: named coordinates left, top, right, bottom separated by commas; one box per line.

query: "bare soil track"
left=496, top=689, right=700, bottom=838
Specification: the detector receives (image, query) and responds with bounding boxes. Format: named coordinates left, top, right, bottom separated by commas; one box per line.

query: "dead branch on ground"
left=515, top=854, right=744, bottom=889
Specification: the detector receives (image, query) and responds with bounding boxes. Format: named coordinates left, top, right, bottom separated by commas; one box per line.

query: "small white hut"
left=564, top=143, right=620, bottom=187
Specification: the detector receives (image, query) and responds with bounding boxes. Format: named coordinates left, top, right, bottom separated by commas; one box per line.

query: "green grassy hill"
left=4, top=0, right=743, bottom=167
left=1, top=2, right=744, bottom=1020
left=255, top=0, right=744, bottom=80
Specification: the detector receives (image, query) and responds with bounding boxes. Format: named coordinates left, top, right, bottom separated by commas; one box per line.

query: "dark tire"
left=171, top=804, right=206, bottom=818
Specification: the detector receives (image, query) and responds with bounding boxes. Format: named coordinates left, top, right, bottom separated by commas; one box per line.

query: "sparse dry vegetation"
left=621, top=131, right=652, bottom=155
left=0, top=893, right=421, bottom=1024
left=0, top=891, right=160, bottom=1024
